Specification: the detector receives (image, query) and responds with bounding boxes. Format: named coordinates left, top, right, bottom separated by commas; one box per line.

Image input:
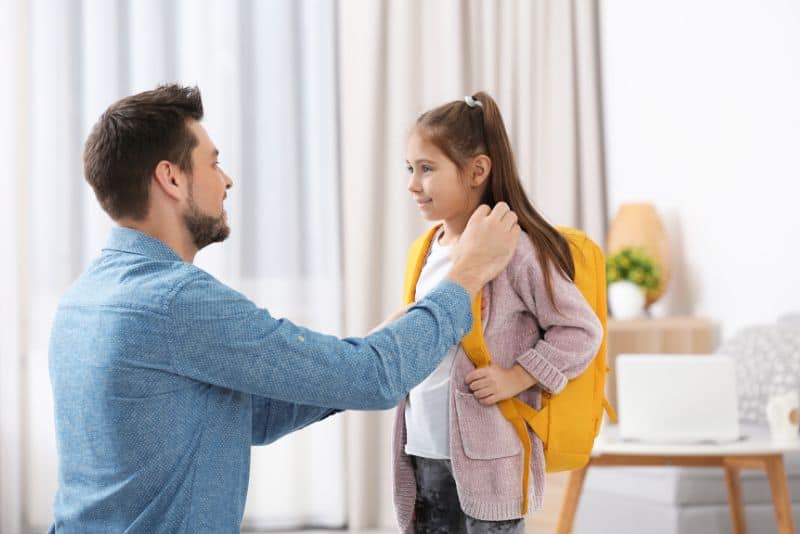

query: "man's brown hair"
left=83, top=84, right=204, bottom=220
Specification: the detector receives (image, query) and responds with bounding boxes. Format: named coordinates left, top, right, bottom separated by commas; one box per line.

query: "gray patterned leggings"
left=411, top=456, right=526, bottom=534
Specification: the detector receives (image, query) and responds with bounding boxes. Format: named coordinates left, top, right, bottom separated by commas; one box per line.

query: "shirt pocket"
left=453, top=390, right=521, bottom=460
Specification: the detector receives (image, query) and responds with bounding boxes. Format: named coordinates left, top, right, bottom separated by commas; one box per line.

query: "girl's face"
left=406, top=129, right=478, bottom=223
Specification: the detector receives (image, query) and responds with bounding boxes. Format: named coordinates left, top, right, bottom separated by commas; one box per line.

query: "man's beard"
left=183, top=193, right=230, bottom=251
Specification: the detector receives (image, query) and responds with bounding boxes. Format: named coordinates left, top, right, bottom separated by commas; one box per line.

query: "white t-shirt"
left=404, top=229, right=457, bottom=459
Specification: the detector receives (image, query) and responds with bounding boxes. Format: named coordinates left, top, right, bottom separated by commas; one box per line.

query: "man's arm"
left=169, top=277, right=471, bottom=410
left=251, top=396, right=340, bottom=445
left=167, top=203, right=519, bottom=411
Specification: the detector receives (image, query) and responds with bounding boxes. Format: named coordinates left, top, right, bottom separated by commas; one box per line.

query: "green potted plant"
left=606, top=248, right=660, bottom=319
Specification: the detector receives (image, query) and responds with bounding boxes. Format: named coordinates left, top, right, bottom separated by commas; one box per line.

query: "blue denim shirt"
left=48, top=227, right=472, bottom=533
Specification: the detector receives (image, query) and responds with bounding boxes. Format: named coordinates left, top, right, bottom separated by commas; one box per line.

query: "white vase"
left=766, top=391, right=800, bottom=444
left=608, top=281, right=646, bottom=319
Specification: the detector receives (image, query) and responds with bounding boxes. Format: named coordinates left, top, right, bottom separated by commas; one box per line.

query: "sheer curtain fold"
left=1, top=1, right=31, bottom=532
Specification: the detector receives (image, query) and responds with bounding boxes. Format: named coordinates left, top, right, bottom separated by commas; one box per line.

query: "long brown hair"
left=415, top=91, right=575, bottom=307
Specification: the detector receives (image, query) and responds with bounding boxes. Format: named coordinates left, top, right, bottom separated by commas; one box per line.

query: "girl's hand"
left=465, top=364, right=538, bottom=406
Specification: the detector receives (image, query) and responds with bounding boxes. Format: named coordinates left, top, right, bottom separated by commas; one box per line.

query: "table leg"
left=765, top=455, right=796, bottom=534
left=556, top=465, right=589, bottom=534
left=723, top=460, right=747, bottom=534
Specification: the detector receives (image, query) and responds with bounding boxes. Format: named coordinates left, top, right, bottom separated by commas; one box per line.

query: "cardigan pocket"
left=454, top=390, right=521, bottom=460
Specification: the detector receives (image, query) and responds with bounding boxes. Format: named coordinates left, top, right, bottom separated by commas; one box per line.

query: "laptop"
left=616, top=354, right=741, bottom=443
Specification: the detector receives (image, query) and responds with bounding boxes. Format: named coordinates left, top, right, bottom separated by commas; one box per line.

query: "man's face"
left=182, top=121, right=233, bottom=250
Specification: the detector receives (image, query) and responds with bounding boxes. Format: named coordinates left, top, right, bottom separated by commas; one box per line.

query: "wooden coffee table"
left=557, top=425, right=800, bottom=534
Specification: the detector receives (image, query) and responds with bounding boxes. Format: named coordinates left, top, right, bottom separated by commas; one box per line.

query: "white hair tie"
left=464, top=95, right=483, bottom=109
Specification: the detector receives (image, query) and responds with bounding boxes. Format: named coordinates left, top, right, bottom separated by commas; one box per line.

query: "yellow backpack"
left=402, top=225, right=617, bottom=515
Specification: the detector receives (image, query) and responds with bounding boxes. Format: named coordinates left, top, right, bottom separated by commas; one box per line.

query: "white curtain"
left=0, top=1, right=29, bottom=533
left=337, top=0, right=607, bottom=528
left=1, top=0, right=345, bottom=531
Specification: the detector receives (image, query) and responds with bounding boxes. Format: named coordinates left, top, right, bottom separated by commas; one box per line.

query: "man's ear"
left=152, top=160, right=188, bottom=202
left=470, top=154, right=492, bottom=188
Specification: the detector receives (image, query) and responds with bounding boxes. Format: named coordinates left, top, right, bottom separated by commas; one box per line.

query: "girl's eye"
left=422, top=164, right=432, bottom=173
left=406, top=165, right=413, bottom=174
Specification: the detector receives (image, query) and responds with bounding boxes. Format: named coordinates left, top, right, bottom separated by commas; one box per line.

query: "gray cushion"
left=718, top=316, right=800, bottom=424
left=779, top=313, right=800, bottom=329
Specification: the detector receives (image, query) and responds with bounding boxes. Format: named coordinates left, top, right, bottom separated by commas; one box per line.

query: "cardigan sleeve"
left=510, top=245, right=603, bottom=394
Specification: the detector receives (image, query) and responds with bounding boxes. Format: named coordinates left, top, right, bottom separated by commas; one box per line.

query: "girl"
left=393, top=92, right=603, bottom=533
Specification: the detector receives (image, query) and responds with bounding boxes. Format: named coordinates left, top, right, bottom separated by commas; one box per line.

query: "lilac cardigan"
left=392, top=232, right=603, bottom=529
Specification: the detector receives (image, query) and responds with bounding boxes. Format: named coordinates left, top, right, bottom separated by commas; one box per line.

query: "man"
left=48, top=84, right=520, bottom=533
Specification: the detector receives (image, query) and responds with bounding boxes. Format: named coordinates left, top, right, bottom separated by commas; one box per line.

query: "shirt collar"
left=103, top=227, right=184, bottom=262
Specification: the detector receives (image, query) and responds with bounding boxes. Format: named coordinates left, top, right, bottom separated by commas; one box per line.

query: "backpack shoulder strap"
left=403, top=225, right=443, bottom=305
left=402, top=224, right=488, bottom=367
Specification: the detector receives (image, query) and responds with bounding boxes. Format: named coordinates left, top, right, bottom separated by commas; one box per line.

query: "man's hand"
left=446, top=202, right=520, bottom=300
left=367, top=304, right=413, bottom=336
left=465, top=364, right=538, bottom=406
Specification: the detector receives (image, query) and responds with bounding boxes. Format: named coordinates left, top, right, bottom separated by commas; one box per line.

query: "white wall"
left=600, top=0, right=800, bottom=340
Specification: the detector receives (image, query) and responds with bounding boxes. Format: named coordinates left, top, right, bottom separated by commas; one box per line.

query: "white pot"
left=766, top=391, right=800, bottom=444
left=608, top=281, right=646, bottom=319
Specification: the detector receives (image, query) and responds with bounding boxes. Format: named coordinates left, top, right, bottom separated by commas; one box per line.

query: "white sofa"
left=574, top=434, right=800, bottom=534
left=575, top=315, right=800, bottom=533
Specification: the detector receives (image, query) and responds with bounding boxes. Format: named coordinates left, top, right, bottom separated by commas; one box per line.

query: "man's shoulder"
left=167, top=266, right=254, bottom=319
left=61, top=251, right=206, bottom=314
left=60, top=249, right=254, bottom=320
